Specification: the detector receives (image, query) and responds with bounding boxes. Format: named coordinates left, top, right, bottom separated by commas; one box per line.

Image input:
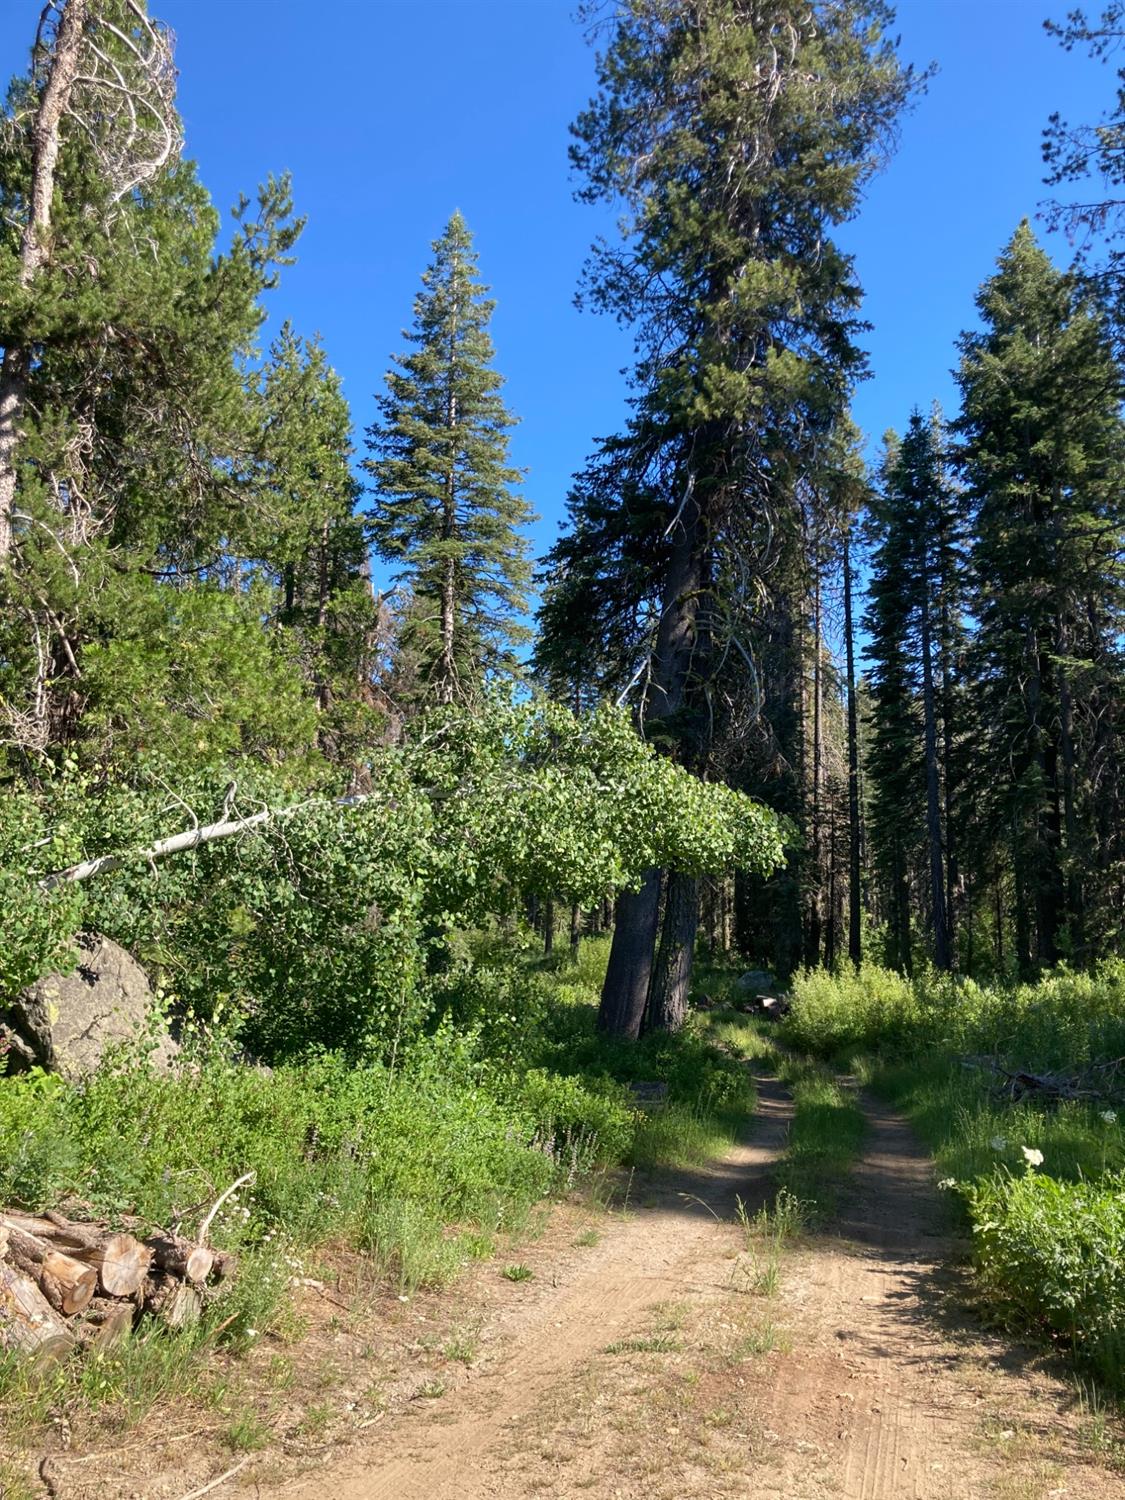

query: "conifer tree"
left=365, top=213, right=533, bottom=708
left=866, top=412, right=962, bottom=972
left=544, top=0, right=918, bottom=1036
left=956, top=222, right=1125, bottom=968
left=0, top=0, right=309, bottom=773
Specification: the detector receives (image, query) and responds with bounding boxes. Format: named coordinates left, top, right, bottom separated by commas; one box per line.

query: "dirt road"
left=274, top=1079, right=1122, bottom=1500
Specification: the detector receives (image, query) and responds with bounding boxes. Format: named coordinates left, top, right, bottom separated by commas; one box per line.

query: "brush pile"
left=0, top=1202, right=238, bottom=1362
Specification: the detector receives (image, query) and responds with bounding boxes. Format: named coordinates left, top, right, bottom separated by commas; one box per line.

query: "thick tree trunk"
left=0, top=0, right=89, bottom=562
left=598, top=870, right=662, bottom=1040
left=647, top=872, right=699, bottom=1033
left=597, top=488, right=704, bottom=1036
left=843, top=532, right=862, bottom=968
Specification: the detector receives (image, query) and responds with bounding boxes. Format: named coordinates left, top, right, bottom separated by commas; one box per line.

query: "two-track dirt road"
left=273, top=1077, right=1122, bottom=1500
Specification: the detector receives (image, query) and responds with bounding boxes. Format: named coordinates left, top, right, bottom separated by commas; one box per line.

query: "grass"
left=502, top=1263, right=534, bottom=1282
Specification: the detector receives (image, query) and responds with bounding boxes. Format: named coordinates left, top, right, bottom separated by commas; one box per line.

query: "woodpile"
left=0, top=1204, right=237, bottom=1363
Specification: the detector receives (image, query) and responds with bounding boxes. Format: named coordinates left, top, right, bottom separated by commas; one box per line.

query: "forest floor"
left=25, top=1072, right=1125, bottom=1500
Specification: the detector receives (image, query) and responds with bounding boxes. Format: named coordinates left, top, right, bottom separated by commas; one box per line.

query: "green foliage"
left=784, top=960, right=1125, bottom=1384
left=966, top=1168, right=1125, bottom=1387
left=365, top=211, right=533, bottom=707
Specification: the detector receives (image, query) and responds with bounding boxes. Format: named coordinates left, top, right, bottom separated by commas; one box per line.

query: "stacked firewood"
left=0, top=1206, right=236, bottom=1362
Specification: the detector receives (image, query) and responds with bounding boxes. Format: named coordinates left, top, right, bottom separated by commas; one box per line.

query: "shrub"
left=965, top=1166, right=1125, bottom=1387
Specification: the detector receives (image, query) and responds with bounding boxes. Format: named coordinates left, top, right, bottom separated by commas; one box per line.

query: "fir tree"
left=365, top=212, right=533, bottom=709
left=956, top=222, right=1125, bottom=968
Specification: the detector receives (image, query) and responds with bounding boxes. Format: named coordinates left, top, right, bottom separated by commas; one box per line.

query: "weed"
left=573, top=1227, right=600, bottom=1247
left=413, top=1378, right=446, bottom=1399
left=605, top=1334, right=682, bottom=1354
left=502, top=1263, right=534, bottom=1282
left=226, top=1406, right=270, bottom=1452
left=442, top=1328, right=481, bottom=1364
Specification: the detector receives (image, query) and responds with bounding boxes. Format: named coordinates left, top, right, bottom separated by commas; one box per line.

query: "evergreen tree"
left=544, top=0, right=918, bottom=1035
left=956, top=222, right=1125, bottom=969
left=0, top=0, right=312, bottom=775
left=365, top=213, right=533, bottom=708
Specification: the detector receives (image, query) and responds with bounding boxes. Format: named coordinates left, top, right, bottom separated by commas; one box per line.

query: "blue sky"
left=0, top=1, right=1111, bottom=584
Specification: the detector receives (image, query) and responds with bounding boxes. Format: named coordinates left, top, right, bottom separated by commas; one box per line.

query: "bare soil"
left=18, top=1077, right=1125, bottom=1499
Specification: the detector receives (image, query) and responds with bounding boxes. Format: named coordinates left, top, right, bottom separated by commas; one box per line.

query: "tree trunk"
left=647, top=873, right=699, bottom=1033
left=0, top=0, right=89, bottom=562
left=598, top=486, right=704, bottom=1036
left=569, top=903, right=582, bottom=961
left=919, top=581, right=950, bottom=968
left=543, top=895, right=555, bottom=957
left=598, top=870, right=662, bottom=1040
left=843, top=531, right=862, bottom=967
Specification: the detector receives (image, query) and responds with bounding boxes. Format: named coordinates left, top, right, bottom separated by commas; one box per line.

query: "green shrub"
left=965, top=1166, right=1125, bottom=1387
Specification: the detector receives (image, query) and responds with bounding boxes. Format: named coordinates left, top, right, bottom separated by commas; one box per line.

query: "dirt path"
left=270, top=1080, right=1122, bottom=1500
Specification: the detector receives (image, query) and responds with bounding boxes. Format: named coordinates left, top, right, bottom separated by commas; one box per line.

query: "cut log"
left=1, top=1214, right=154, bottom=1298
left=0, top=1263, right=74, bottom=1361
left=146, top=1232, right=214, bottom=1285
left=73, top=1233, right=153, bottom=1298
left=4, top=1223, right=97, bottom=1314
left=143, top=1271, right=202, bottom=1329
left=78, top=1298, right=135, bottom=1350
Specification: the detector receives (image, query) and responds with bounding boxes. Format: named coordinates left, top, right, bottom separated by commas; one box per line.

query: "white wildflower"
left=245, top=1328, right=258, bottom=1338
left=1101, top=1110, right=1117, bottom=1125
left=990, top=1136, right=1007, bottom=1152
left=937, top=1178, right=957, bottom=1191
left=1021, top=1146, right=1044, bottom=1167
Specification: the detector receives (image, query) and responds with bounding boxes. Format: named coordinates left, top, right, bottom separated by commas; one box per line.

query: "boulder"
left=1, top=933, right=177, bottom=1079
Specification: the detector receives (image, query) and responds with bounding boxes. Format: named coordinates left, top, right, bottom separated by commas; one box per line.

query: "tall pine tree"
left=365, top=213, right=533, bottom=709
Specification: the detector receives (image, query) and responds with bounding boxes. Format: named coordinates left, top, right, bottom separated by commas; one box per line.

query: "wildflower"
left=246, top=1328, right=258, bottom=1339
left=1021, top=1146, right=1044, bottom=1167
left=937, top=1178, right=957, bottom=1191
left=990, top=1136, right=1007, bottom=1152
left=1101, top=1110, right=1117, bottom=1125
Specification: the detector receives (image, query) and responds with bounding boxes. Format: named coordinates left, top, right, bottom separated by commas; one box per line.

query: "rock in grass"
left=1, top=931, right=178, bottom=1079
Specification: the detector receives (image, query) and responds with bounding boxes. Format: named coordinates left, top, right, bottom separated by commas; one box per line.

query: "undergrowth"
left=0, top=933, right=757, bottom=1449
left=784, top=959, right=1125, bottom=1390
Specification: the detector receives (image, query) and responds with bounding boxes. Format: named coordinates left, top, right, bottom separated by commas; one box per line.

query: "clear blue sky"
left=0, top=1, right=1110, bottom=586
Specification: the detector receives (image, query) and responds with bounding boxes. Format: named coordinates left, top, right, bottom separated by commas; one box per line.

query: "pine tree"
left=956, top=222, right=1125, bottom=968
left=547, top=0, right=918, bottom=1035
left=365, top=213, right=533, bottom=709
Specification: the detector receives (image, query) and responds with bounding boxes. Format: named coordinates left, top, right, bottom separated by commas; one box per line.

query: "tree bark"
left=598, top=870, right=662, bottom=1040
left=843, top=530, right=862, bottom=968
left=646, top=872, right=699, bottom=1033
left=0, top=0, right=89, bottom=562
left=597, top=485, right=704, bottom=1037
left=919, top=580, right=950, bottom=969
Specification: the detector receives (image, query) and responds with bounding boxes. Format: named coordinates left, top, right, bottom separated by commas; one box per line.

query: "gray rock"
left=1, top=932, right=178, bottom=1078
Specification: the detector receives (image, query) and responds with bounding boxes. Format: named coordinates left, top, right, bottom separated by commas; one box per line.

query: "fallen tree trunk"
left=40, top=791, right=371, bottom=890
